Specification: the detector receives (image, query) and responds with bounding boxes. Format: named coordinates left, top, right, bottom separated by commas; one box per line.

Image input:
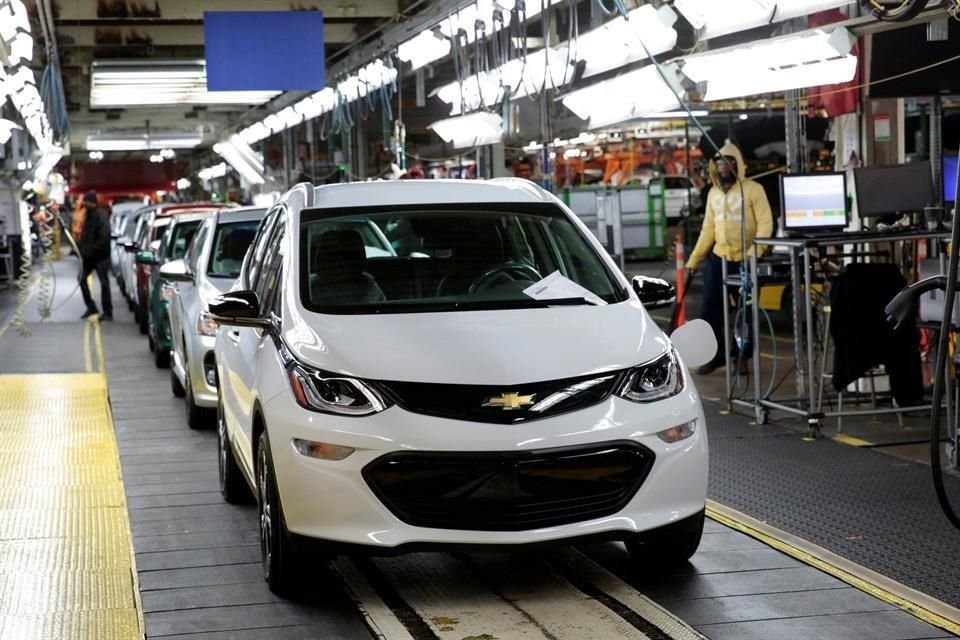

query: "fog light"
left=292, top=438, right=355, bottom=461
left=205, top=368, right=217, bottom=387
left=656, top=421, right=696, bottom=443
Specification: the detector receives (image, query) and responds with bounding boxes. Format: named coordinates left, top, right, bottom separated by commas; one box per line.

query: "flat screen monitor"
left=780, top=172, right=848, bottom=232
left=854, top=161, right=935, bottom=217
left=944, top=156, right=958, bottom=203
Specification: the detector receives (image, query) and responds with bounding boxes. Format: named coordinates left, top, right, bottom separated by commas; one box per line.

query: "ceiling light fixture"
left=674, top=0, right=853, bottom=40
left=575, top=5, right=678, bottom=79
left=429, top=112, right=504, bottom=149
left=213, top=135, right=265, bottom=185
left=561, top=64, right=685, bottom=129
left=89, top=60, right=280, bottom=108
left=681, top=27, right=857, bottom=101
left=198, top=163, right=228, bottom=181
left=85, top=133, right=203, bottom=151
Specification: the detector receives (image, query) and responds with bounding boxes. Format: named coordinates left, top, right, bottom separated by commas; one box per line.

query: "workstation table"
left=721, top=228, right=952, bottom=439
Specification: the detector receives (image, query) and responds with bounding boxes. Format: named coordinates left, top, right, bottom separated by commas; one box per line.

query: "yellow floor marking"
left=706, top=500, right=960, bottom=636
left=84, top=318, right=93, bottom=373
left=0, top=374, right=142, bottom=640
left=832, top=434, right=873, bottom=447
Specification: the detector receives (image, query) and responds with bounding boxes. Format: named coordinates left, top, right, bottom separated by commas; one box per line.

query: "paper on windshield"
left=523, top=271, right=607, bottom=306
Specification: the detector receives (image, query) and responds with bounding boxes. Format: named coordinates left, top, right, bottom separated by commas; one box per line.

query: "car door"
left=220, top=207, right=284, bottom=472
left=171, top=219, right=210, bottom=378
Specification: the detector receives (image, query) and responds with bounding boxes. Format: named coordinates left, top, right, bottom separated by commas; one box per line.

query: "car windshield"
left=300, top=204, right=625, bottom=314
left=151, top=218, right=170, bottom=243
left=208, top=220, right=261, bottom=278
left=166, top=219, right=203, bottom=260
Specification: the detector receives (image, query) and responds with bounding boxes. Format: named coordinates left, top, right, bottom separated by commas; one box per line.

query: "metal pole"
left=790, top=246, right=805, bottom=396
left=751, top=244, right=763, bottom=420
left=804, top=246, right=819, bottom=436
left=722, top=257, right=733, bottom=410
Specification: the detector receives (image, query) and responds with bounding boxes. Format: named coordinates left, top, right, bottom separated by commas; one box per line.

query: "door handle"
left=227, top=330, right=241, bottom=344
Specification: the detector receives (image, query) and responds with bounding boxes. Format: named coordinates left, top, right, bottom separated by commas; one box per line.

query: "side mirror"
left=135, top=250, right=157, bottom=265
left=159, top=258, right=193, bottom=283
left=670, top=319, right=717, bottom=368
left=209, top=290, right=273, bottom=330
left=632, top=275, right=676, bottom=309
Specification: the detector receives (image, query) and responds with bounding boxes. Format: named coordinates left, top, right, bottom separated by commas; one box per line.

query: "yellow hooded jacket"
left=686, top=143, right=773, bottom=270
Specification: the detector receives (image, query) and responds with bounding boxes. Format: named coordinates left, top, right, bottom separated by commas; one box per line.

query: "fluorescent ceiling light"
left=90, top=60, right=280, bottom=108
left=176, top=178, right=191, bottom=190
left=576, top=5, right=678, bottom=79
left=674, top=0, right=854, bottom=40
left=397, top=30, right=451, bottom=71
left=198, top=163, right=228, bottom=181
left=85, top=133, right=203, bottom=151
left=562, top=64, right=684, bottom=129
left=430, top=112, right=504, bottom=149
left=214, top=135, right=265, bottom=185
left=436, top=47, right=575, bottom=116
left=0, top=118, right=20, bottom=144
left=0, top=1, right=29, bottom=40
left=682, top=28, right=857, bottom=101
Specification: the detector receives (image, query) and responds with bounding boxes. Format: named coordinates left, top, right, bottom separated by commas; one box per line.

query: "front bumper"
left=263, top=382, right=708, bottom=548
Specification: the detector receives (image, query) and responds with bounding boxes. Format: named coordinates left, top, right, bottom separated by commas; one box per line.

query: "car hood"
left=286, top=300, right=668, bottom=385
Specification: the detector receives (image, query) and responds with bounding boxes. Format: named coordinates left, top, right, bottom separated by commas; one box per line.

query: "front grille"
left=374, top=372, right=623, bottom=424
left=363, top=441, right=654, bottom=531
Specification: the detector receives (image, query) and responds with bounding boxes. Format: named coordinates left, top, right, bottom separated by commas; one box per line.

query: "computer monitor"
left=780, top=172, right=848, bottom=233
left=854, top=161, right=935, bottom=217
left=944, top=156, right=958, bottom=203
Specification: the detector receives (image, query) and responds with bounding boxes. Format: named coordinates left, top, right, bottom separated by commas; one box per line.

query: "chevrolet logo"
left=483, top=392, right=536, bottom=410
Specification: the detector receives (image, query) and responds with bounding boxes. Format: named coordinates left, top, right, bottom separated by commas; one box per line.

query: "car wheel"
left=184, top=367, right=211, bottom=429
left=154, top=345, right=170, bottom=369
left=170, top=366, right=185, bottom=398
left=218, top=398, right=252, bottom=504
left=258, top=430, right=305, bottom=595
left=625, top=509, right=704, bottom=568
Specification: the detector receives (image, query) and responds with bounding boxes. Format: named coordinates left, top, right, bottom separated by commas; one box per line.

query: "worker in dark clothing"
left=77, top=191, right=113, bottom=321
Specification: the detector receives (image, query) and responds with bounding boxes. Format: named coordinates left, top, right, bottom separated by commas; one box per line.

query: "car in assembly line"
left=162, top=207, right=267, bottom=428
left=208, top=179, right=716, bottom=595
left=139, top=211, right=214, bottom=368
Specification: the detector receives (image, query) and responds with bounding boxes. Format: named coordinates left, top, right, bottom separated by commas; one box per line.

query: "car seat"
left=310, top=230, right=386, bottom=306
left=216, top=227, right=256, bottom=276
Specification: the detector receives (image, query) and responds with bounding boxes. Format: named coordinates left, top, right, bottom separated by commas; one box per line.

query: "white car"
left=163, top=206, right=267, bottom=428
left=211, top=179, right=715, bottom=594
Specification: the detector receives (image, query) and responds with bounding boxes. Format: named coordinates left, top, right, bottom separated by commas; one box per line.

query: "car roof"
left=309, top=179, right=553, bottom=210
left=154, top=203, right=231, bottom=218
left=215, top=206, right=267, bottom=224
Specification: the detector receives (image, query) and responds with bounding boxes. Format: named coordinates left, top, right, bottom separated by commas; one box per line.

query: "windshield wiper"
left=446, top=297, right=600, bottom=311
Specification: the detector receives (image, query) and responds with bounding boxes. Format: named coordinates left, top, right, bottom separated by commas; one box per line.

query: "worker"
left=685, top=143, right=773, bottom=375
left=77, top=191, right=113, bottom=321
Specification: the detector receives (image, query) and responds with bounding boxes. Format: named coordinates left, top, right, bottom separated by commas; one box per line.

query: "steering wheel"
left=468, top=262, right=543, bottom=294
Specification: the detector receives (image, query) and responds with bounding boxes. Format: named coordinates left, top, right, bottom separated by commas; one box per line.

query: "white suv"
left=211, top=179, right=714, bottom=594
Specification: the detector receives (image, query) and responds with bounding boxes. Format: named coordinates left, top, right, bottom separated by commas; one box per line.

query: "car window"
left=151, top=219, right=170, bottom=243
left=255, top=221, right=285, bottom=312
left=208, top=221, right=261, bottom=278
left=166, top=219, right=203, bottom=261
left=185, top=219, right=211, bottom=272
left=244, top=207, right=280, bottom=290
left=299, top=203, right=625, bottom=314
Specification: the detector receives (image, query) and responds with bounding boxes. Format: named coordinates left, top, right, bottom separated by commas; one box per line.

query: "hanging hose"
left=859, top=0, right=928, bottom=21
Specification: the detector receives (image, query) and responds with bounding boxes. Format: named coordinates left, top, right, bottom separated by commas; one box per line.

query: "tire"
left=625, top=509, right=704, bottom=568
left=184, top=365, right=212, bottom=429
left=218, top=398, right=253, bottom=504
left=170, top=366, right=185, bottom=398
left=154, top=345, right=170, bottom=369
left=257, top=430, right=306, bottom=596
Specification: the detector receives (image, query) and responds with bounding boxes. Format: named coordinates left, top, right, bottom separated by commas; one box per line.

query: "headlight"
left=616, top=349, right=683, bottom=403
left=287, top=362, right=390, bottom=416
left=197, top=311, right=219, bottom=337
left=160, top=283, right=176, bottom=302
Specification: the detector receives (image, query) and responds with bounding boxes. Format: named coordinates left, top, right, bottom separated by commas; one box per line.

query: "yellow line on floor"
left=0, top=372, right=143, bottom=639
left=706, top=500, right=960, bottom=636
left=832, top=434, right=873, bottom=447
